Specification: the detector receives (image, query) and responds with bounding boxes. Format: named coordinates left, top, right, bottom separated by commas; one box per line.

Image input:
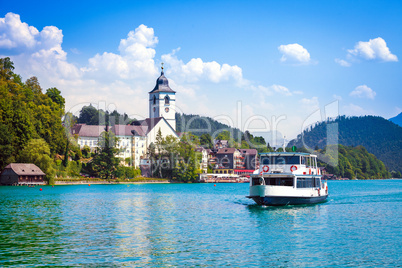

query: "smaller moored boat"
left=247, top=152, right=328, bottom=206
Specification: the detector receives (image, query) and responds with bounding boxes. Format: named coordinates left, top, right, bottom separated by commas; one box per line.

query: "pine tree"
left=92, top=130, right=119, bottom=180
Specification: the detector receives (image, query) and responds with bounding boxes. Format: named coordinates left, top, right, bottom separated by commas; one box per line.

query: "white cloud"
left=333, top=94, right=342, bottom=101
left=342, top=103, right=373, bottom=116
left=300, top=96, right=319, bottom=112
left=350, top=85, right=376, bottom=100
left=278, top=43, right=311, bottom=64
left=119, top=24, right=158, bottom=53
left=249, top=84, right=293, bottom=97
left=270, top=84, right=292, bottom=96
left=347, top=37, right=398, bottom=62
left=335, top=58, right=351, bottom=67
left=0, top=13, right=38, bottom=49
left=0, top=12, right=65, bottom=54
left=82, top=25, right=159, bottom=81
left=161, top=49, right=245, bottom=85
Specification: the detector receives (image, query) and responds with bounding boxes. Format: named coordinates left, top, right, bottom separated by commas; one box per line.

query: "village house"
left=0, top=163, right=45, bottom=185
left=238, top=149, right=258, bottom=170
left=213, top=148, right=242, bottom=175
left=213, top=139, right=228, bottom=149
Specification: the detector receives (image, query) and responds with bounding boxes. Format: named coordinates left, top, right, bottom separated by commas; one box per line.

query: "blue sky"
left=1, top=0, right=401, bottom=143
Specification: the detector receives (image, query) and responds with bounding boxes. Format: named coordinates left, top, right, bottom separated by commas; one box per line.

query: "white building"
left=73, top=67, right=178, bottom=168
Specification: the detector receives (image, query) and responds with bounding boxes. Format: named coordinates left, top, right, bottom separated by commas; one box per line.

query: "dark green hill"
left=288, top=115, right=402, bottom=173
left=316, top=145, right=390, bottom=179
left=389, top=112, right=402, bottom=127
left=175, top=113, right=243, bottom=140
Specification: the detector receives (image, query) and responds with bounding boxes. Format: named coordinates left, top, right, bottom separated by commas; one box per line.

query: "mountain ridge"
left=389, top=112, right=402, bottom=127
left=287, top=115, right=402, bottom=173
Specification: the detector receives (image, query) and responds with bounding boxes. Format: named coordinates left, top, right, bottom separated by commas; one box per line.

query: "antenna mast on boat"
left=283, top=136, right=286, bottom=151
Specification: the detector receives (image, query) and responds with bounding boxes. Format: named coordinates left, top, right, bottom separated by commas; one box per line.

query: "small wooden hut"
left=0, top=163, right=45, bottom=185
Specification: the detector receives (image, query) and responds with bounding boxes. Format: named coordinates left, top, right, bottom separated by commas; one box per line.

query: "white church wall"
left=146, top=119, right=178, bottom=149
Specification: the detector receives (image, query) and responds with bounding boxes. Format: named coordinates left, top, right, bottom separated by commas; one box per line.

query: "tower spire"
left=161, top=62, right=164, bottom=74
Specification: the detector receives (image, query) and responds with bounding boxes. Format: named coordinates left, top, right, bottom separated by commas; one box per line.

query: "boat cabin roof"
left=259, top=152, right=317, bottom=157
left=259, top=152, right=318, bottom=166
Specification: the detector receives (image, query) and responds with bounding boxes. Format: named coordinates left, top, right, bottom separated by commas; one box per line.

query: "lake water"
left=0, top=180, right=401, bottom=267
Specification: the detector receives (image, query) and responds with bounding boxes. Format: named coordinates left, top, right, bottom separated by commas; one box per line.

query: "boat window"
left=276, top=157, right=285, bottom=165
left=260, top=156, right=301, bottom=165
left=285, top=156, right=300, bottom=164
left=265, top=177, right=293, bottom=186
left=251, top=177, right=293, bottom=186
left=260, top=156, right=270, bottom=165
left=297, top=178, right=314, bottom=188
left=314, top=177, right=321, bottom=187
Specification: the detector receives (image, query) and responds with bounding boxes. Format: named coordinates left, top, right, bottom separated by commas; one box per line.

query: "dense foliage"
left=91, top=130, right=120, bottom=180
left=176, top=113, right=272, bottom=153
left=240, top=130, right=274, bottom=153
left=287, top=115, right=402, bottom=174
left=148, top=129, right=201, bottom=182
left=311, top=145, right=391, bottom=179
left=175, top=113, right=243, bottom=140
left=0, top=58, right=67, bottom=178
left=77, top=105, right=134, bottom=125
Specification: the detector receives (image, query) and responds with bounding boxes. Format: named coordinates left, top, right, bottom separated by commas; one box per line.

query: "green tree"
left=46, top=87, right=65, bottom=112
left=78, top=105, right=99, bottom=125
left=0, top=57, right=15, bottom=80
left=241, top=140, right=250, bottom=149
left=200, top=133, right=213, bottom=149
left=19, top=138, right=56, bottom=183
left=0, top=123, right=14, bottom=169
left=92, top=130, right=120, bottom=180
left=62, top=139, right=69, bottom=167
left=81, top=145, right=91, bottom=158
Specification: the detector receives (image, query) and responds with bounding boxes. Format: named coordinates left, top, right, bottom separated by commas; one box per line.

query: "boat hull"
left=248, top=195, right=328, bottom=206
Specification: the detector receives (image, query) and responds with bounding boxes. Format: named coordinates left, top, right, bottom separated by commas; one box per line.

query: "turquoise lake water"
left=0, top=180, right=401, bottom=267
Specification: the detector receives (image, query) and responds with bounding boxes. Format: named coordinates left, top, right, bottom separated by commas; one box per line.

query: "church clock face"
left=153, top=107, right=156, bottom=112
left=165, top=107, right=169, bottom=113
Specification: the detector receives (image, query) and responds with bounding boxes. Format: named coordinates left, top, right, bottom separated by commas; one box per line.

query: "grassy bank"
left=53, top=177, right=171, bottom=185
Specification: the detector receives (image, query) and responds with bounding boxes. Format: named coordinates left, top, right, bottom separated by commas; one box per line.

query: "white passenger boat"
left=247, top=152, right=328, bottom=206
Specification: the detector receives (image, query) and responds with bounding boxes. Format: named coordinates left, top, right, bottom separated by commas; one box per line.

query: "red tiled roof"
left=73, top=117, right=174, bottom=138
left=216, top=148, right=238, bottom=154
left=113, top=125, right=146, bottom=136
left=75, top=125, right=105, bottom=137
left=240, top=149, right=258, bottom=155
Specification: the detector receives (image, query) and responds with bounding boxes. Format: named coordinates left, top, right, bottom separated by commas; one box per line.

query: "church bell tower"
left=149, top=64, right=176, bottom=130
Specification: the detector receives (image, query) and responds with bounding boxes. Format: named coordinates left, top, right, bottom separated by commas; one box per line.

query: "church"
left=73, top=66, right=178, bottom=168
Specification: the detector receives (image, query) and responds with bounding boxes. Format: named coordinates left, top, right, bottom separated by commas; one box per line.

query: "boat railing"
left=259, top=164, right=321, bottom=175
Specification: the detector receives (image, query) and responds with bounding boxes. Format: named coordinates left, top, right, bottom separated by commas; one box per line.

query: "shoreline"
left=53, top=179, right=173, bottom=185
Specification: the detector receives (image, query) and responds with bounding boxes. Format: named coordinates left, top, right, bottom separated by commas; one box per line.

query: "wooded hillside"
left=0, top=58, right=66, bottom=171
left=288, top=115, right=402, bottom=174
left=314, top=145, right=391, bottom=179
left=175, top=113, right=243, bottom=139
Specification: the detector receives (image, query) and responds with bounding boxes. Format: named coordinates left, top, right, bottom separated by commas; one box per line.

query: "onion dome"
left=149, top=66, right=176, bottom=93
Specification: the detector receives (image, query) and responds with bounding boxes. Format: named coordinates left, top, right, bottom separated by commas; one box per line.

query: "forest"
left=0, top=58, right=66, bottom=178
left=301, top=145, right=392, bottom=179
left=287, top=115, right=402, bottom=175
